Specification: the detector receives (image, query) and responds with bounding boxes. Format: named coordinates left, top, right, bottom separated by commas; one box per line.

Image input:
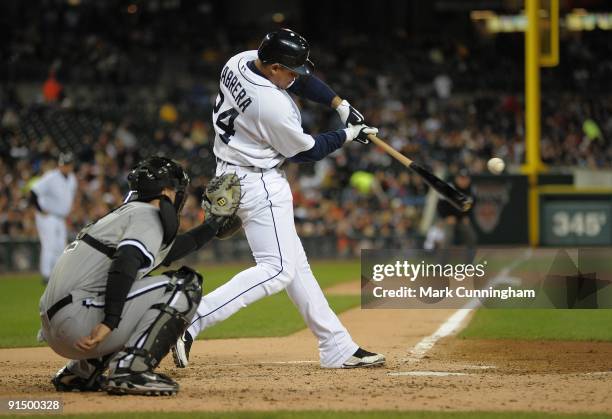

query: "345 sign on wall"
left=542, top=200, right=612, bottom=245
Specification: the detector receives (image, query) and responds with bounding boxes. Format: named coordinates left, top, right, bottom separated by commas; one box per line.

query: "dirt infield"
left=1, top=286, right=611, bottom=415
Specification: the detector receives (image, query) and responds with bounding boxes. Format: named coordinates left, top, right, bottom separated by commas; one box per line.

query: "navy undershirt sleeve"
left=288, top=75, right=337, bottom=107
left=289, top=130, right=347, bottom=163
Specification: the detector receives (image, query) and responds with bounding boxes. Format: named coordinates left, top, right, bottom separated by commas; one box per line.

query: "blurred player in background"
left=174, top=28, right=385, bottom=369
left=436, top=169, right=477, bottom=262
left=424, top=220, right=446, bottom=251
left=30, top=152, right=77, bottom=285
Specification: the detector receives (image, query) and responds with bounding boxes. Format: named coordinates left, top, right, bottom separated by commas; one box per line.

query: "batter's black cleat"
left=52, top=366, right=105, bottom=392
left=172, top=330, right=193, bottom=368
left=342, top=348, right=386, bottom=368
left=105, top=370, right=179, bottom=396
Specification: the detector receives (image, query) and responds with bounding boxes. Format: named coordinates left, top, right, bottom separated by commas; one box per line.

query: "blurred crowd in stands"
left=1, top=1, right=611, bottom=255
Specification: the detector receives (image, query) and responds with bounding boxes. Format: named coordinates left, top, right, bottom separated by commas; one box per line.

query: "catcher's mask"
left=126, top=156, right=190, bottom=244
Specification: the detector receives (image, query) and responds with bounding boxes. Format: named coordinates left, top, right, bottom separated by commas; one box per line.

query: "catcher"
left=38, top=156, right=241, bottom=396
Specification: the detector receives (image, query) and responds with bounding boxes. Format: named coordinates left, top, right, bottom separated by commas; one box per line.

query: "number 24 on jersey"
left=213, top=92, right=239, bottom=144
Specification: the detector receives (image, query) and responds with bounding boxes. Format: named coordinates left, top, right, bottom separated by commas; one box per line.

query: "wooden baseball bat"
left=367, top=134, right=473, bottom=212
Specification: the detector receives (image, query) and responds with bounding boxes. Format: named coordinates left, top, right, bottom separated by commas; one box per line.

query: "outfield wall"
left=0, top=233, right=346, bottom=273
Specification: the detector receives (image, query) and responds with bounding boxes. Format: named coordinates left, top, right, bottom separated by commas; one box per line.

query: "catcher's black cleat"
left=342, top=348, right=386, bottom=368
left=52, top=366, right=105, bottom=392
left=172, top=330, right=193, bottom=368
left=105, top=370, right=179, bottom=396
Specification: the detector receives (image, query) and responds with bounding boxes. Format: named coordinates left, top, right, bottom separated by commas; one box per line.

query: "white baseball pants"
left=188, top=163, right=358, bottom=368
left=35, top=213, right=68, bottom=278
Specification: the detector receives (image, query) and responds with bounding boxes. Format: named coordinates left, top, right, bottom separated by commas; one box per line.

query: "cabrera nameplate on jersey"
left=212, top=50, right=315, bottom=169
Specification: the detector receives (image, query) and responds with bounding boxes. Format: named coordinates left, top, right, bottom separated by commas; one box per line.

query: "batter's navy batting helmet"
left=258, top=28, right=314, bottom=76
left=127, top=156, right=190, bottom=211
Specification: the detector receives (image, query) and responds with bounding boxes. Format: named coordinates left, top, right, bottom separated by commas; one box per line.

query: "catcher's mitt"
left=205, top=173, right=241, bottom=217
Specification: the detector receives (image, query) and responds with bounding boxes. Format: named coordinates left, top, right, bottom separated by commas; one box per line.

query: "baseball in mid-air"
left=487, top=157, right=505, bottom=174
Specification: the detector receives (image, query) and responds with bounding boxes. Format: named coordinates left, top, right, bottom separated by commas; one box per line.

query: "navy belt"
left=216, top=157, right=278, bottom=171
left=216, top=157, right=256, bottom=169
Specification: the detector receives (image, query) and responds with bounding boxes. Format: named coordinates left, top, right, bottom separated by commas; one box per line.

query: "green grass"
left=0, top=261, right=361, bottom=348
left=460, top=309, right=612, bottom=341
left=0, top=273, right=47, bottom=348
left=460, top=248, right=612, bottom=341
left=7, top=411, right=612, bottom=419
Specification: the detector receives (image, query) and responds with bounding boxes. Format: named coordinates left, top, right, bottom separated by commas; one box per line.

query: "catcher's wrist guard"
left=216, top=215, right=242, bottom=240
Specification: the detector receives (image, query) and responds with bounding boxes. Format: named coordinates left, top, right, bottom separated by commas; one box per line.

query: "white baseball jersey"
left=188, top=50, right=361, bottom=368
left=212, top=50, right=315, bottom=169
left=32, top=168, right=77, bottom=279
left=31, top=169, right=77, bottom=217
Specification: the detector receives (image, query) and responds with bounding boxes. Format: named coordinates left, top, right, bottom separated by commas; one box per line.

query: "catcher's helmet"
left=127, top=156, right=190, bottom=211
left=258, top=28, right=314, bottom=76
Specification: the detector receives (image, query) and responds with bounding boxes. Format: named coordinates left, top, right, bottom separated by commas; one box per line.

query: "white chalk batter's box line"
left=217, top=360, right=319, bottom=367
left=389, top=371, right=612, bottom=378
left=388, top=371, right=470, bottom=377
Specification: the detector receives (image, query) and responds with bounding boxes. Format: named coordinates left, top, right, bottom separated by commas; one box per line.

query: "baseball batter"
left=174, top=29, right=385, bottom=369
left=30, top=152, right=77, bottom=284
left=39, top=157, right=241, bottom=395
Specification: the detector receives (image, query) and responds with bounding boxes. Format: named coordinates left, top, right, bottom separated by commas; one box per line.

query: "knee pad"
left=163, top=265, right=203, bottom=314
left=119, top=266, right=203, bottom=373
